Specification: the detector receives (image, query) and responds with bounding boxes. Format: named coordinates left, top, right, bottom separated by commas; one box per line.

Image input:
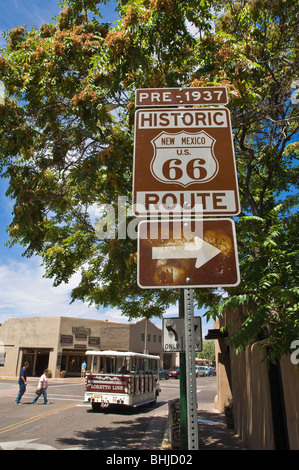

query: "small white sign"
left=162, top=317, right=202, bottom=352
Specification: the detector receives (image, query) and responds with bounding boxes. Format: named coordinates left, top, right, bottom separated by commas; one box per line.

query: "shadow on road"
left=86, top=400, right=168, bottom=415
left=57, top=402, right=168, bottom=450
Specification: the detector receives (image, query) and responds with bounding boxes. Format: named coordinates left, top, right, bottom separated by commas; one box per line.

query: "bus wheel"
left=149, top=393, right=157, bottom=406
left=91, top=402, right=102, bottom=412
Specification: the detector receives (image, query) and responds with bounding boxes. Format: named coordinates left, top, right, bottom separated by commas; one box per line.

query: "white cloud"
left=101, top=308, right=129, bottom=323
left=0, top=257, right=158, bottom=327
left=0, top=257, right=101, bottom=323
left=164, top=305, right=179, bottom=317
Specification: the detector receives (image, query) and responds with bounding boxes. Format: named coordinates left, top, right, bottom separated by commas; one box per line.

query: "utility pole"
left=144, top=318, right=148, bottom=354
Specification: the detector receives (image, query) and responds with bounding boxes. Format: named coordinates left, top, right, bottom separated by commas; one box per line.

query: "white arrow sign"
left=137, top=218, right=240, bottom=288
left=152, top=236, right=221, bottom=268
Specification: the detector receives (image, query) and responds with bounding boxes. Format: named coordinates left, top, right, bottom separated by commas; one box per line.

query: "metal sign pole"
left=184, top=288, right=199, bottom=450
left=179, top=289, right=188, bottom=450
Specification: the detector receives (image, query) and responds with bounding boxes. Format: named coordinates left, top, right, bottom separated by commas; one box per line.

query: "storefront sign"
left=75, top=333, right=87, bottom=340
left=60, top=335, right=73, bottom=344
left=72, top=327, right=91, bottom=335
left=89, top=336, right=100, bottom=346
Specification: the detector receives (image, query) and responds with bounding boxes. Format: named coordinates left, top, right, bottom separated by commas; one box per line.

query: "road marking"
left=0, top=401, right=81, bottom=435
left=198, top=418, right=222, bottom=425
left=47, top=383, right=85, bottom=389
left=48, top=393, right=83, bottom=398
left=9, top=394, right=82, bottom=403
left=47, top=397, right=83, bottom=402
left=0, top=438, right=57, bottom=450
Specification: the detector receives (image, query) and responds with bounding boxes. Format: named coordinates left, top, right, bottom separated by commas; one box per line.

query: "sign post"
left=179, top=289, right=188, bottom=450
left=164, top=299, right=202, bottom=450
left=134, top=87, right=241, bottom=450
left=184, top=289, right=199, bottom=450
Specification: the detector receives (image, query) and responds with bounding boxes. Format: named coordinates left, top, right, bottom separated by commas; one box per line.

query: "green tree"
left=195, top=0, right=299, bottom=364
left=0, top=0, right=298, bottom=362
left=196, top=340, right=215, bottom=363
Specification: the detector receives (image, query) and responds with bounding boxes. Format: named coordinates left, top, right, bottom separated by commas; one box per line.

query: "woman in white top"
left=32, top=369, right=49, bottom=404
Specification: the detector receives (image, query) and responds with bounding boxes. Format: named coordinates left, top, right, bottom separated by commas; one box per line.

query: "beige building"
left=212, top=308, right=299, bottom=450
left=0, top=316, right=164, bottom=378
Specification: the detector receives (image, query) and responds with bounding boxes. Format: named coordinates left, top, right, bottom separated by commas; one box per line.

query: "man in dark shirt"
left=16, top=362, right=29, bottom=404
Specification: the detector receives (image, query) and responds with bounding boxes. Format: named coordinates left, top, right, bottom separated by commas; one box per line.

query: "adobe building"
left=211, top=308, right=299, bottom=450
left=0, top=316, right=164, bottom=378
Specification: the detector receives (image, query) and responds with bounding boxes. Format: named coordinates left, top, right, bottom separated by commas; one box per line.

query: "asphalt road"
left=0, top=376, right=217, bottom=450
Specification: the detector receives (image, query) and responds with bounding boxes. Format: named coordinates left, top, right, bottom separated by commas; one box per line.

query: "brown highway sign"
left=133, top=107, right=240, bottom=216
left=137, top=218, right=240, bottom=289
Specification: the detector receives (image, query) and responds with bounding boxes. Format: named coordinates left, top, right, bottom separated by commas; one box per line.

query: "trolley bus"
left=84, top=350, right=161, bottom=410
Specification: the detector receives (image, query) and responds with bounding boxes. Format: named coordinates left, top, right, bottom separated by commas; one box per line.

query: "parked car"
left=205, top=367, right=216, bottom=376
left=196, top=366, right=208, bottom=377
left=159, top=369, right=169, bottom=380
left=168, top=366, right=180, bottom=379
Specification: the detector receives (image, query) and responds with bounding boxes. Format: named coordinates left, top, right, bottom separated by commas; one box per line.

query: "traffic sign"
left=135, top=87, right=228, bottom=107
left=162, top=317, right=202, bottom=352
left=137, top=218, right=240, bottom=288
left=133, top=107, right=240, bottom=216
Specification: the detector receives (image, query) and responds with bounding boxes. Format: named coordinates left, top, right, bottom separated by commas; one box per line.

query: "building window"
left=147, top=334, right=151, bottom=342
left=0, top=352, right=6, bottom=367
left=159, top=336, right=162, bottom=343
left=141, top=333, right=145, bottom=341
left=153, top=335, right=156, bottom=343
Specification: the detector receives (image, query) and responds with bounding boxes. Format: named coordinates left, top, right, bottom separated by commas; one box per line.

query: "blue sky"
left=0, top=0, right=212, bottom=336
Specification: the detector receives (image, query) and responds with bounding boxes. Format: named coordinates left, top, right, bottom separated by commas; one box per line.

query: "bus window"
left=136, top=358, right=143, bottom=373
left=117, top=357, right=129, bottom=373
left=149, top=359, right=158, bottom=374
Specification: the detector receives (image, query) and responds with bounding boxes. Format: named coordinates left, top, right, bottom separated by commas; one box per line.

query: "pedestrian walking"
left=81, top=360, right=87, bottom=378
left=32, top=369, right=49, bottom=404
left=16, top=362, right=29, bottom=404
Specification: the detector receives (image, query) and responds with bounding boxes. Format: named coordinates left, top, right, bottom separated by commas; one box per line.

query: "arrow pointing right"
left=152, top=236, right=221, bottom=268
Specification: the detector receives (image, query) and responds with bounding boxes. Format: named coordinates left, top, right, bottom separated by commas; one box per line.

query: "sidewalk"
left=156, top=410, right=247, bottom=450
left=196, top=409, right=247, bottom=450
left=140, top=398, right=247, bottom=450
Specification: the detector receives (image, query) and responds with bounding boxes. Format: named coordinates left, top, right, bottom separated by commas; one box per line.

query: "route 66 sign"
left=133, top=107, right=240, bottom=216
left=150, top=130, right=218, bottom=187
